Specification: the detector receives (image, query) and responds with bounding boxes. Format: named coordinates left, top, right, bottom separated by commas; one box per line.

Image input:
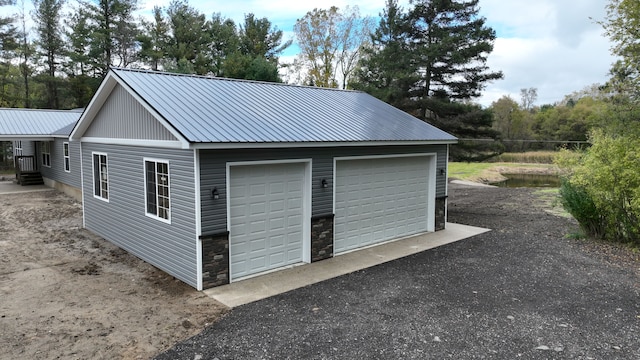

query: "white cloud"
left=477, top=0, right=615, bottom=106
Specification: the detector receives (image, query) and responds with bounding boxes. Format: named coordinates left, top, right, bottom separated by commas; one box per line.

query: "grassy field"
left=448, top=161, right=558, bottom=183
left=488, top=151, right=558, bottom=164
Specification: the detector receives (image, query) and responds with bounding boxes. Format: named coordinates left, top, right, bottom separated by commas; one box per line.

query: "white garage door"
left=229, top=162, right=306, bottom=281
left=334, top=156, right=433, bottom=254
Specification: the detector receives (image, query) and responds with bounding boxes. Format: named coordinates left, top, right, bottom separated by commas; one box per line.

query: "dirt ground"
left=0, top=186, right=227, bottom=360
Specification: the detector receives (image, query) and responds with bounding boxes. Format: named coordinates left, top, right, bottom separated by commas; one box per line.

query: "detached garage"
left=70, top=68, right=457, bottom=290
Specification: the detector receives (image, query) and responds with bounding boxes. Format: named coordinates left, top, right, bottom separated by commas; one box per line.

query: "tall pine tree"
left=353, top=0, right=503, bottom=161
left=33, top=0, right=66, bottom=109
left=351, top=0, right=417, bottom=108
left=137, top=6, right=170, bottom=71
left=65, top=5, right=97, bottom=107
left=86, top=0, right=138, bottom=76
left=166, top=0, right=211, bottom=75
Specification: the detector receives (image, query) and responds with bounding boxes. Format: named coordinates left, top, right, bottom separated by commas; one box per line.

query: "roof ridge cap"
left=110, top=67, right=364, bottom=94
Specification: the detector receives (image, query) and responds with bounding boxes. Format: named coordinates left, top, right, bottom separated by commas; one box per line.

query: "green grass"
left=449, top=162, right=557, bottom=183
left=448, top=162, right=496, bottom=180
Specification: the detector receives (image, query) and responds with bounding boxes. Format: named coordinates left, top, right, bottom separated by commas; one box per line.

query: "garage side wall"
left=81, top=143, right=198, bottom=288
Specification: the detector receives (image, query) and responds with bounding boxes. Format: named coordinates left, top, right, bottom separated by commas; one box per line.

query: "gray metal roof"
left=111, top=68, right=457, bottom=144
left=0, top=108, right=80, bottom=137
left=51, top=121, right=78, bottom=136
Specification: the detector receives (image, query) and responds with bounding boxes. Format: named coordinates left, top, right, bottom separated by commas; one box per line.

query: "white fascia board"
left=189, top=140, right=458, bottom=150
left=80, top=137, right=185, bottom=149
left=0, top=135, right=55, bottom=141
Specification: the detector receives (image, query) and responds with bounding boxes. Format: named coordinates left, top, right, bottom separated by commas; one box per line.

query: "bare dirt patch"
left=0, top=188, right=227, bottom=359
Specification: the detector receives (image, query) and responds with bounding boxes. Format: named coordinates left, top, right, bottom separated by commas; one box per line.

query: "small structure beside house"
left=0, top=108, right=82, bottom=199
left=69, top=68, right=457, bottom=290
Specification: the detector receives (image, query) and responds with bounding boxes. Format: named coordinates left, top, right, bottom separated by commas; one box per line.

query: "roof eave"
left=189, top=139, right=458, bottom=150
left=0, top=135, right=55, bottom=141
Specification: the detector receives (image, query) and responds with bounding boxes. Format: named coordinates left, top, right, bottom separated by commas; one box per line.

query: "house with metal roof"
left=0, top=108, right=82, bottom=198
left=70, top=68, right=457, bottom=290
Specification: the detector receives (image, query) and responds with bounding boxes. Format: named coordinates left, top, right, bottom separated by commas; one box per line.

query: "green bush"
left=556, top=129, right=640, bottom=244
left=559, top=180, right=606, bottom=238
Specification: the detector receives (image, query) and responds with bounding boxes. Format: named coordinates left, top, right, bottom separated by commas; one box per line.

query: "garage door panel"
left=335, top=156, right=431, bottom=254
left=229, top=162, right=306, bottom=280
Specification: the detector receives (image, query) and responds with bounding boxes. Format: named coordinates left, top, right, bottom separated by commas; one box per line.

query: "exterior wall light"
left=211, top=187, right=220, bottom=200
left=321, top=179, right=329, bottom=188
left=439, top=168, right=446, bottom=176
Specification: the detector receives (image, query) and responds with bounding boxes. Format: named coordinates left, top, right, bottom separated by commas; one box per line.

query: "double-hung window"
left=14, top=141, right=22, bottom=156
left=93, top=153, right=109, bottom=201
left=63, top=142, right=70, bottom=172
left=41, top=142, right=51, bottom=167
left=145, top=159, right=170, bottom=222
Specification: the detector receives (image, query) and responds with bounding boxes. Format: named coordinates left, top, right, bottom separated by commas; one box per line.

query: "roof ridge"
left=110, top=67, right=364, bottom=94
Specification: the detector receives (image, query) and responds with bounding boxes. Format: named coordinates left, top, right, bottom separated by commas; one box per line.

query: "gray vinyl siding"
left=199, top=144, right=448, bottom=235
left=39, top=138, right=81, bottom=188
left=81, top=143, right=198, bottom=287
left=84, top=84, right=178, bottom=141
left=15, top=140, right=35, bottom=156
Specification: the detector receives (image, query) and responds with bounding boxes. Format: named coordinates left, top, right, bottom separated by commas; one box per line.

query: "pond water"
left=492, top=174, right=561, bottom=188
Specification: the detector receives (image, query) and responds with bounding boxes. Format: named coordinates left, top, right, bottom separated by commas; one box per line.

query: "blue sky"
left=7, top=0, right=616, bottom=107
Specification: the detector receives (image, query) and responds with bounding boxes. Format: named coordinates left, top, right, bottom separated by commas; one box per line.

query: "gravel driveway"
left=155, top=184, right=640, bottom=359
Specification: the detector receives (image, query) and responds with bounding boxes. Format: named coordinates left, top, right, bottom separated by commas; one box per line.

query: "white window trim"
left=92, top=152, right=109, bottom=202
left=144, top=157, right=171, bottom=224
left=41, top=141, right=51, bottom=168
left=14, top=141, right=22, bottom=156
left=63, top=142, right=70, bottom=173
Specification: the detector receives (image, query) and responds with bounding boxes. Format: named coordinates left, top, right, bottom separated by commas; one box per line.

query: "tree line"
left=489, top=85, right=610, bottom=152
left=0, top=0, right=292, bottom=109
left=6, top=0, right=608, bottom=161
left=0, top=0, right=508, bottom=161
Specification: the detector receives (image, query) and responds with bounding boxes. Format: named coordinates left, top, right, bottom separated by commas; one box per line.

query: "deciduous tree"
left=601, top=0, right=640, bottom=98
left=294, top=6, right=340, bottom=87
left=294, top=6, right=372, bottom=88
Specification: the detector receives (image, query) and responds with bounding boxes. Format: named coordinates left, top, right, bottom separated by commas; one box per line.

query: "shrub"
left=559, top=180, right=606, bottom=238
left=556, top=129, right=640, bottom=244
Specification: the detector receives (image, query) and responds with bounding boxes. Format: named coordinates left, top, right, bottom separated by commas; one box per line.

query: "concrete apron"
left=205, top=223, right=491, bottom=308
left=0, top=180, right=51, bottom=195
